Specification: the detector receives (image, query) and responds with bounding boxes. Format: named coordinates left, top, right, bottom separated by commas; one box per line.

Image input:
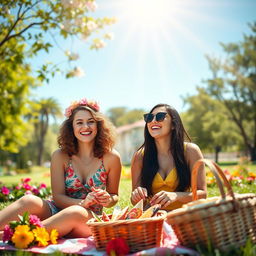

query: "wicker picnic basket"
left=167, top=159, right=256, bottom=251
left=87, top=210, right=167, bottom=252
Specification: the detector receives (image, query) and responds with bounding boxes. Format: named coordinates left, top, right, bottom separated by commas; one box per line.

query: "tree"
left=183, top=88, right=241, bottom=163
left=202, top=22, right=256, bottom=161
left=31, top=98, right=62, bottom=165
left=106, top=107, right=127, bottom=126
left=106, top=107, right=145, bottom=127
left=0, top=0, right=114, bottom=152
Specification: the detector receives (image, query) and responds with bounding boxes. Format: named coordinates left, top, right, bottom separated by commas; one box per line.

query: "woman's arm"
left=186, top=142, right=207, bottom=198
left=99, top=149, right=122, bottom=208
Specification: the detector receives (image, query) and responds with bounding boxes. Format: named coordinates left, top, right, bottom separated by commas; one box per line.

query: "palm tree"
left=33, top=98, right=62, bottom=165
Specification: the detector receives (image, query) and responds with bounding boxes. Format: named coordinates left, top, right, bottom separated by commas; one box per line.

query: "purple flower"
left=2, top=225, right=14, bottom=243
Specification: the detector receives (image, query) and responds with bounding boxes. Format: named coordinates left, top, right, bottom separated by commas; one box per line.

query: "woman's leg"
left=0, top=194, right=52, bottom=231
left=42, top=205, right=93, bottom=238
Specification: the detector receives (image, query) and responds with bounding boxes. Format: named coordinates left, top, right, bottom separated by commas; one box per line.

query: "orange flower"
left=11, top=225, right=34, bottom=249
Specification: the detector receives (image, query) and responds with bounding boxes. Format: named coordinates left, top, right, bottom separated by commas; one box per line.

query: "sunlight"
left=120, top=0, right=180, bottom=31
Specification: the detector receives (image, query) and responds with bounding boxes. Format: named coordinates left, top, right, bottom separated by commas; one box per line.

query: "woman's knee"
left=63, top=205, right=90, bottom=220
left=18, top=194, right=43, bottom=208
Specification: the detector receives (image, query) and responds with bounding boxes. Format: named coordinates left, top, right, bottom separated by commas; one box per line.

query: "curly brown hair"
left=58, top=106, right=116, bottom=158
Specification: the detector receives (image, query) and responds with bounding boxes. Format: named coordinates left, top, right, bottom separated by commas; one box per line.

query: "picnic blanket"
left=0, top=222, right=199, bottom=255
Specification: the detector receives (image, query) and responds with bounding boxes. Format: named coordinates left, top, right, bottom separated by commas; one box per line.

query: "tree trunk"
left=249, top=146, right=256, bottom=162
left=215, top=145, right=221, bottom=163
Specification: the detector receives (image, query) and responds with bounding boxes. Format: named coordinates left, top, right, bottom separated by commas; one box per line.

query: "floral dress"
left=46, top=158, right=108, bottom=215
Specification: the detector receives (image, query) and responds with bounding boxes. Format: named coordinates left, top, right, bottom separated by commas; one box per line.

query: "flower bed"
left=0, top=178, right=51, bottom=202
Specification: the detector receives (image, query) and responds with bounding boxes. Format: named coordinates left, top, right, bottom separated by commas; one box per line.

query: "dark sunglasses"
left=143, top=112, right=167, bottom=123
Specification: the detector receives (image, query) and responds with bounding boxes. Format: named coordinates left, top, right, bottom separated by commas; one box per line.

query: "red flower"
left=99, top=172, right=107, bottom=183
left=106, top=238, right=129, bottom=256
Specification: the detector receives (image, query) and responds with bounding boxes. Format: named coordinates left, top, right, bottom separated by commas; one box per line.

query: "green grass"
left=0, top=166, right=51, bottom=187
left=0, top=163, right=256, bottom=255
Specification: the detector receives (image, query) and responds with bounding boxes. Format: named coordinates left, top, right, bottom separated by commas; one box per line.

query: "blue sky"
left=34, top=0, right=256, bottom=115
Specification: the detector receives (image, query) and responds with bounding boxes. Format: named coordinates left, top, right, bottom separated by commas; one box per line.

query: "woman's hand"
left=81, top=191, right=98, bottom=208
left=131, top=186, right=147, bottom=204
left=91, top=187, right=111, bottom=207
left=150, top=191, right=177, bottom=208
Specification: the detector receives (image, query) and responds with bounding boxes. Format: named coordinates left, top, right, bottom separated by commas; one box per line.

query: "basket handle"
left=191, top=159, right=236, bottom=204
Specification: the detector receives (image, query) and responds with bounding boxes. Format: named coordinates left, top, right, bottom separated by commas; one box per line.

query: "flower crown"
left=64, top=98, right=100, bottom=118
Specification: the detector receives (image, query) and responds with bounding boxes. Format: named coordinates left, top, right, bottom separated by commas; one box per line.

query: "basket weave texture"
left=167, top=159, right=256, bottom=251
left=87, top=210, right=167, bottom=252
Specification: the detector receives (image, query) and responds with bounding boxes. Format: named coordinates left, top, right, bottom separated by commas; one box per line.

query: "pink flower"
left=32, top=188, right=39, bottom=195
left=64, top=98, right=100, bottom=118
left=79, top=98, right=88, bottom=105
left=29, top=215, right=43, bottom=227
left=39, top=183, right=47, bottom=189
left=23, top=183, right=32, bottom=190
left=3, top=225, right=14, bottom=243
left=1, top=186, right=10, bottom=195
left=22, top=178, right=31, bottom=183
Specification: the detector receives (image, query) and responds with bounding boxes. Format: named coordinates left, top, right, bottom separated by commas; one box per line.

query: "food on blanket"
left=102, top=211, right=110, bottom=222
left=115, top=206, right=129, bottom=220
left=126, top=199, right=143, bottom=219
left=91, top=211, right=102, bottom=222
left=139, top=204, right=161, bottom=219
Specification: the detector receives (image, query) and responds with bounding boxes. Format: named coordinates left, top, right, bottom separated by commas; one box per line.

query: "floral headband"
left=64, top=98, right=100, bottom=118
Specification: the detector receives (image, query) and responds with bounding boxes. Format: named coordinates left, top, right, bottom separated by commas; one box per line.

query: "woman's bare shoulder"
left=51, top=149, right=69, bottom=162
left=104, top=149, right=121, bottom=162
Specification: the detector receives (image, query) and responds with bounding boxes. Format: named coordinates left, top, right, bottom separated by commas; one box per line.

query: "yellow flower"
left=33, top=227, right=49, bottom=247
left=50, top=229, right=59, bottom=244
left=11, top=225, right=34, bottom=249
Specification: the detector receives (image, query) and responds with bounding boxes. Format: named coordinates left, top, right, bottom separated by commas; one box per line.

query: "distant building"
left=115, top=120, right=145, bottom=164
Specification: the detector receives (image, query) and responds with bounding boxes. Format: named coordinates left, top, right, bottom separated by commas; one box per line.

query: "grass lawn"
left=0, top=163, right=255, bottom=255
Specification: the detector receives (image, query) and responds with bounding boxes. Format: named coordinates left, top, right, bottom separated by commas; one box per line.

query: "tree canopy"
left=0, top=0, right=114, bottom=153
left=184, top=22, right=256, bottom=161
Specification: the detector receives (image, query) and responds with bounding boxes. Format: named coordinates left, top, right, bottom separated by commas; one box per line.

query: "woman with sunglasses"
left=130, top=104, right=206, bottom=211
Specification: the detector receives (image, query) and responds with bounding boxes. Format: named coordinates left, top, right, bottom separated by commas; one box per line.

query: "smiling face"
left=147, top=106, right=172, bottom=139
left=72, top=109, right=97, bottom=144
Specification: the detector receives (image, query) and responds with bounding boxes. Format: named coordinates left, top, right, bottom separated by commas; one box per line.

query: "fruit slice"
left=139, top=204, right=161, bottom=219
left=126, top=199, right=143, bottom=219
left=102, top=211, right=110, bottom=222
left=115, top=206, right=129, bottom=220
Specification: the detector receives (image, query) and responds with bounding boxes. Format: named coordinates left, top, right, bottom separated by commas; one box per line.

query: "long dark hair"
left=140, top=104, right=191, bottom=195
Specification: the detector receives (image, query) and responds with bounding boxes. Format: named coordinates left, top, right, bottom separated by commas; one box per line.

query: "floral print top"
left=64, top=158, right=108, bottom=214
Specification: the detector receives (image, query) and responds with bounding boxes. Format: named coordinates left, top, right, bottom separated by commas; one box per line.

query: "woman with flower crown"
left=0, top=98, right=122, bottom=239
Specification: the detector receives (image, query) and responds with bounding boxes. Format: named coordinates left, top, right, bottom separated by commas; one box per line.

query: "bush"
left=0, top=178, right=51, bottom=202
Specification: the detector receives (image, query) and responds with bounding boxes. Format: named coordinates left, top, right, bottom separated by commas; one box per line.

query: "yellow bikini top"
left=151, top=168, right=186, bottom=211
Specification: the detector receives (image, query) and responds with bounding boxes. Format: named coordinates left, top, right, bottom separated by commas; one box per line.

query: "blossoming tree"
left=0, top=0, right=115, bottom=152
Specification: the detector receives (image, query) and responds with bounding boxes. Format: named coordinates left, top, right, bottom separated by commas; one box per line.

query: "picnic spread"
left=0, top=160, right=255, bottom=255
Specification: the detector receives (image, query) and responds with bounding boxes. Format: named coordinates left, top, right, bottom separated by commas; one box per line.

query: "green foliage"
left=183, top=88, right=240, bottom=152
left=183, top=21, right=256, bottom=160
left=106, top=107, right=145, bottom=127
left=204, top=22, right=256, bottom=160
left=0, top=0, right=115, bottom=153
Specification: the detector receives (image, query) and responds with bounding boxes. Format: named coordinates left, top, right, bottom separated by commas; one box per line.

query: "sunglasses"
left=143, top=112, right=167, bottom=123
